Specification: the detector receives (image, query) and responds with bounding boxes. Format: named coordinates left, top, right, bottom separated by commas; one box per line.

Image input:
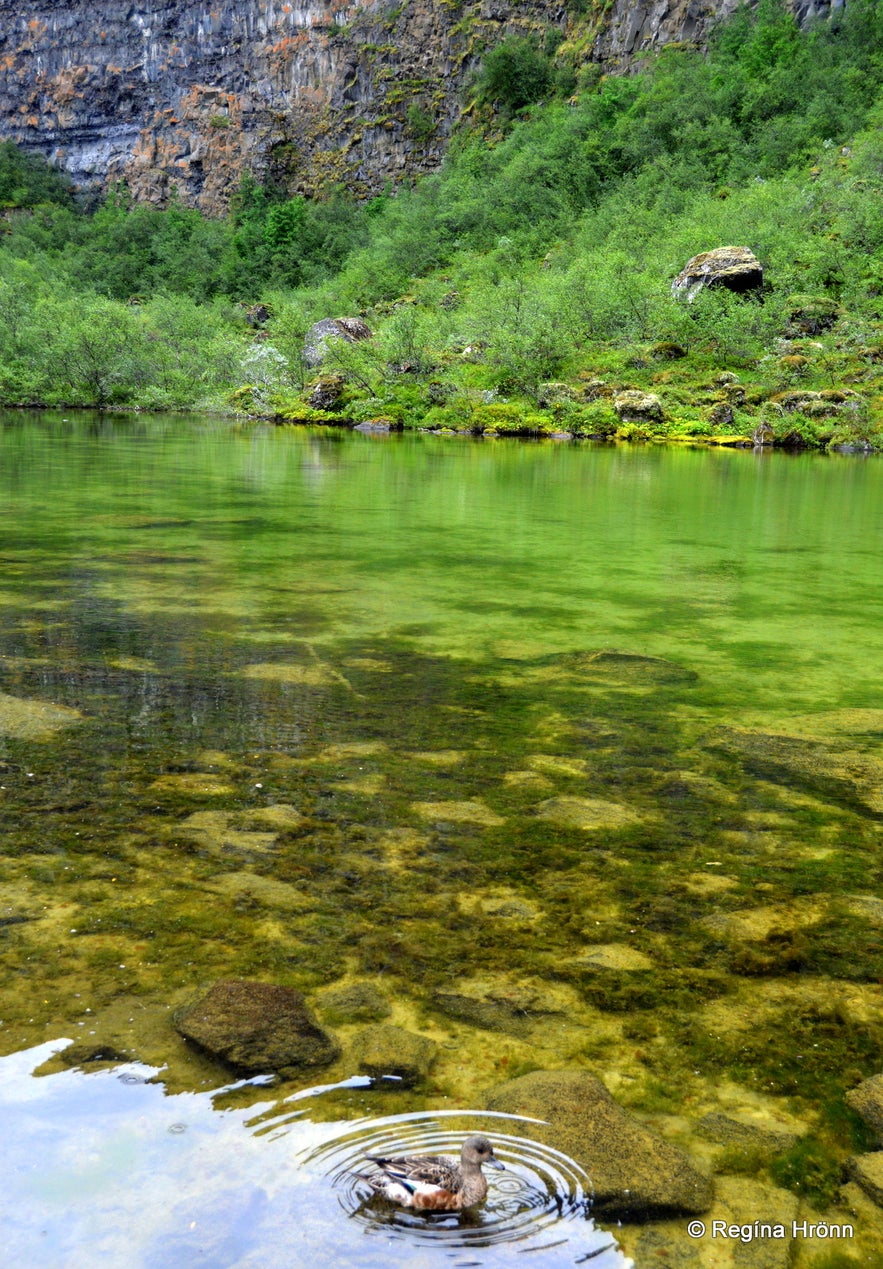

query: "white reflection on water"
left=1, top=1040, right=631, bottom=1269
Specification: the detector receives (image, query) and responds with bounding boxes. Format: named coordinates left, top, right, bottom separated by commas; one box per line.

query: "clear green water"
left=1, top=413, right=883, bottom=1264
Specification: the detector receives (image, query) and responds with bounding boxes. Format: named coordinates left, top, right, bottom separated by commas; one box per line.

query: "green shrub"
left=0, top=140, right=74, bottom=209
left=474, top=36, right=557, bottom=115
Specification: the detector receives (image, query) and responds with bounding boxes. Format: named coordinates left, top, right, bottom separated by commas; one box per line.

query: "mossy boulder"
left=484, top=1069, right=713, bottom=1219
left=536, top=381, right=577, bottom=408
left=651, top=341, right=687, bottom=360
left=770, top=389, right=859, bottom=417
left=613, top=390, right=664, bottom=424
left=579, top=375, right=612, bottom=401
left=307, top=373, right=346, bottom=411
left=785, top=294, right=842, bottom=335
left=173, top=979, right=340, bottom=1075
left=352, top=1023, right=437, bottom=1087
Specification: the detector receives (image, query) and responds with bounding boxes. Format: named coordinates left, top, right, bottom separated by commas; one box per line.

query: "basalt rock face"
left=0, top=0, right=558, bottom=211
left=594, top=0, right=847, bottom=67
left=0, top=0, right=851, bottom=212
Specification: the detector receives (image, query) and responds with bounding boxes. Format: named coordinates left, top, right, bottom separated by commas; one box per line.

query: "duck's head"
left=462, top=1134, right=505, bottom=1171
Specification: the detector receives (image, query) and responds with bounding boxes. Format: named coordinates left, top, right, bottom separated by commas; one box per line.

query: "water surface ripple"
left=294, top=1111, right=607, bottom=1258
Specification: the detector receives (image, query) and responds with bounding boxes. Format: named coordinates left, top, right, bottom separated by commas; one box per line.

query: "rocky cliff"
left=593, top=0, right=843, bottom=67
left=0, top=0, right=849, bottom=212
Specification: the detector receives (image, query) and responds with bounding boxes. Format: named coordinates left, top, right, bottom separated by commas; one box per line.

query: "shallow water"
left=3, top=1040, right=623, bottom=1268
left=1, top=412, right=882, bottom=1264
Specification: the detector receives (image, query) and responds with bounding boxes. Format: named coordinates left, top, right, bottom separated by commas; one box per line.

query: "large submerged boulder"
left=174, top=979, right=340, bottom=1075
left=484, top=1069, right=713, bottom=1219
left=672, top=246, right=763, bottom=302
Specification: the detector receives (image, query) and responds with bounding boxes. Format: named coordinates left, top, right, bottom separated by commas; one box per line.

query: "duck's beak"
left=488, top=1157, right=505, bottom=1171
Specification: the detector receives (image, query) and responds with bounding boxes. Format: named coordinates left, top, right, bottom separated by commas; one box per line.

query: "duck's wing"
left=367, top=1152, right=461, bottom=1193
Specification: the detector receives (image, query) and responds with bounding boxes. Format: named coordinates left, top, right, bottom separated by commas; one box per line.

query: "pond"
left=1, top=412, right=882, bottom=1266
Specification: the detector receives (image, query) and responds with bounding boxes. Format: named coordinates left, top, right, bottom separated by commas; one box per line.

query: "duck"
left=359, top=1133, right=505, bottom=1210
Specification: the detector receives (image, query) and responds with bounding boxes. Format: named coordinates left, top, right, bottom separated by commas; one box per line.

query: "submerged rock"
left=206, top=870, right=313, bottom=912
left=173, top=809, right=279, bottom=859
left=700, top=901, right=824, bottom=944
left=847, top=1075, right=883, bottom=1142
left=0, top=691, right=83, bottom=739
left=484, top=1069, right=713, bottom=1219
left=58, top=1042, right=137, bottom=1068
left=432, top=978, right=573, bottom=1038
left=352, top=1024, right=436, bottom=1087
left=480, top=893, right=540, bottom=921
left=241, top=661, right=339, bottom=686
left=535, top=795, right=644, bottom=832
left=174, top=979, right=340, bottom=1075
left=848, top=1153, right=883, bottom=1207
left=696, top=1111, right=800, bottom=1154
left=317, top=982, right=392, bottom=1024
left=629, top=1225, right=705, bottom=1266
left=550, top=649, right=699, bottom=686
left=699, top=1176, right=797, bottom=1268
left=411, top=798, right=505, bottom=826
left=847, top=896, right=883, bottom=926
left=149, top=772, right=235, bottom=796
left=573, top=943, right=655, bottom=971
left=244, top=803, right=307, bottom=831
left=704, top=725, right=883, bottom=818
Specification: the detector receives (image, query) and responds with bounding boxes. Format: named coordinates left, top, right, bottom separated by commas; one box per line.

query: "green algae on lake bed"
left=1, top=414, right=883, bottom=1261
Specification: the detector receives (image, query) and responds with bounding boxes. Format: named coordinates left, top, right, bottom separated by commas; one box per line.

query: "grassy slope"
left=0, top=1, right=882, bottom=447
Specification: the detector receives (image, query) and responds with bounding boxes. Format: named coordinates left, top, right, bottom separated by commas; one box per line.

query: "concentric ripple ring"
left=295, top=1109, right=595, bottom=1250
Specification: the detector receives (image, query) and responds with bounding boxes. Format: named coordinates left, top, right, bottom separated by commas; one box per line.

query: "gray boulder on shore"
left=671, top=246, right=763, bottom=302
left=303, top=317, right=372, bottom=368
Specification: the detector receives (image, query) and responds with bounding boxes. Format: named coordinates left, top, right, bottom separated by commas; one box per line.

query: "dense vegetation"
left=1, top=0, right=882, bottom=446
